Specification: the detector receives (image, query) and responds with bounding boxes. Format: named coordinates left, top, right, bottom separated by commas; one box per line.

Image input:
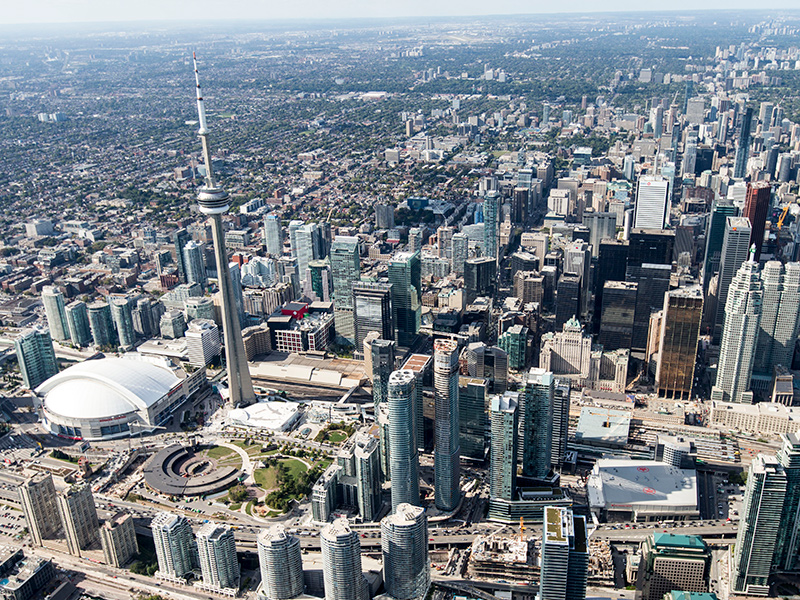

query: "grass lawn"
left=229, top=502, right=242, bottom=511
left=254, top=468, right=278, bottom=490
left=327, top=431, right=348, bottom=443
left=282, top=458, right=308, bottom=479
left=253, top=459, right=308, bottom=490
left=317, top=459, right=332, bottom=470
left=205, top=446, right=234, bottom=460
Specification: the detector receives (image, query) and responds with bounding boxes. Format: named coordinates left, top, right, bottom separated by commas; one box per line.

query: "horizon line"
left=1, top=7, right=799, bottom=29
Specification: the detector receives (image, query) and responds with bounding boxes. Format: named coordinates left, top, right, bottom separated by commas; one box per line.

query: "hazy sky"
left=2, top=0, right=798, bottom=25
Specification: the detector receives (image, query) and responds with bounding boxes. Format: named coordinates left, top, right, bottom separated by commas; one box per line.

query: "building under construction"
left=467, top=534, right=537, bottom=584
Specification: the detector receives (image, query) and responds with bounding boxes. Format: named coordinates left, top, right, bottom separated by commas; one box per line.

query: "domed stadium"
left=35, top=356, right=205, bottom=441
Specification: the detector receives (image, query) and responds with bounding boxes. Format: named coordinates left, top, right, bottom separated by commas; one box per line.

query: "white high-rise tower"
left=192, top=54, right=256, bottom=406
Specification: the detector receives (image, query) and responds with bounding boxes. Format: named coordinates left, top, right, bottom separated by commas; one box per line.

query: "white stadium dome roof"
left=36, top=357, right=181, bottom=420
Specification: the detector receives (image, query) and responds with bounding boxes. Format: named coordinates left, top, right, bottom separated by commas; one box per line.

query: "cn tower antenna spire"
left=192, top=52, right=216, bottom=189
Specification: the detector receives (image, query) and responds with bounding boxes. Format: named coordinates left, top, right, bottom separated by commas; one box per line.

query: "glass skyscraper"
left=388, top=251, right=421, bottom=347
left=330, top=235, right=361, bottom=344
left=381, top=503, right=430, bottom=600
left=522, top=368, right=554, bottom=479
left=15, top=328, right=58, bottom=389
left=434, top=339, right=461, bottom=512
left=388, top=370, right=420, bottom=512
left=490, top=392, right=518, bottom=501
left=42, top=286, right=70, bottom=342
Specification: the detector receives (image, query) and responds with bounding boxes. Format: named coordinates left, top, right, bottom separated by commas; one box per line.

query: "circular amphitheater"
left=143, top=443, right=242, bottom=496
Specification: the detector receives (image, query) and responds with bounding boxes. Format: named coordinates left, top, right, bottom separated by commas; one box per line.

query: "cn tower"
left=192, top=53, right=256, bottom=406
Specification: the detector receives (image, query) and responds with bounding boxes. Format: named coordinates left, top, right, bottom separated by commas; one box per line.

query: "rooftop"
left=652, top=532, right=707, bottom=551
left=587, top=459, right=698, bottom=512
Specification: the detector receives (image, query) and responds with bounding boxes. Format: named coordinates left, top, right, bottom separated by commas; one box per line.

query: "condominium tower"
left=57, top=482, right=100, bottom=557
left=388, top=370, right=420, bottom=511
left=381, top=503, right=430, bottom=600
left=19, top=473, right=62, bottom=547
left=196, top=523, right=240, bottom=592
left=433, top=339, right=461, bottom=512
left=320, top=518, right=367, bottom=600
left=151, top=512, right=198, bottom=580
left=257, top=525, right=304, bottom=600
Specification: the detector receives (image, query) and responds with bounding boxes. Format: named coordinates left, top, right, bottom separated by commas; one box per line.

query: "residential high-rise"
left=642, top=533, right=710, bottom=600
left=87, top=301, right=115, bottom=347
left=353, top=281, right=393, bottom=349
left=551, top=380, right=571, bottom=469
left=458, top=377, right=487, bottom=461
left=451, top=232, right=469, bottom=277
left=633, top=176, right=669, bottom=230
left=489, top=392, right=518, bottom=500
left=408, top=227, right=423, bottom=253
left=185, top=319, right=221, bottom=367
left=521, top=368, right=554, bottom=479
left=540, top=506, right=588, bottom=600
left=257, top=525, right=304, bottom=600
left=307, top=259, right=332, bottom=302
left=100, top=512, right=139, bottom=568
left=295, top=223, right=322, bottom=285
left=743, top=182, right=771, bottom=260
left=498, top=324, right=529, bottom=371
left=354, top=433, right=382, bottom=522
left=19, top=473, right=62, bottom=547
left=264, top=214, right=283, bottom=256
left=14, top=328, right=58, bottom=390
left=774, top=432, right=800, bottom=571
left=381, top=503, right=430, bottom=600
left=320, top=518, right=367, bottom=600
left=41, top=286, right=70, bottom=342
left=109, top=298, right=135, bottom=349
left=402, top=353, right=432, bottom=453
left=330, top=236, right=361, bottom=344
left=388, top=370, right=420, bottom=512
left=191, top=55, right=256, bottom=407
left=753, top=262, right=800, bottom=378
left=734, top=106, right=753, bottom=178
left=183, top=241, right=207, bottom=288
left=713, top=217, right=753, bottom=340
left=712, top=250, right=762, bottom=404
left=433, top=339, right=461, bottom=512
left=732, top=454, right=786, bottom=596
left=173, top=228, right=192, bottom=283
left=375, top=203, right=395, bottom=230
left=56, top=482, right=100, bottom=557
left=483, top=191, right=500, bottom=259
left=656, top=286, right=703, bottom=400
left=371, top=339, right=396, bottom=411
left=132, top=298, right=154, bottom=338
left=160, top=309, right=187, bottom=339
left=388, top=251, right=421, bottom=347
left=151, top=512, right=198, bottom=580
left=464, top=257, right=496, bottom=304
left=65, top=300, right=92, bottom=347
left=196, top=523, right=240, bottom=592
